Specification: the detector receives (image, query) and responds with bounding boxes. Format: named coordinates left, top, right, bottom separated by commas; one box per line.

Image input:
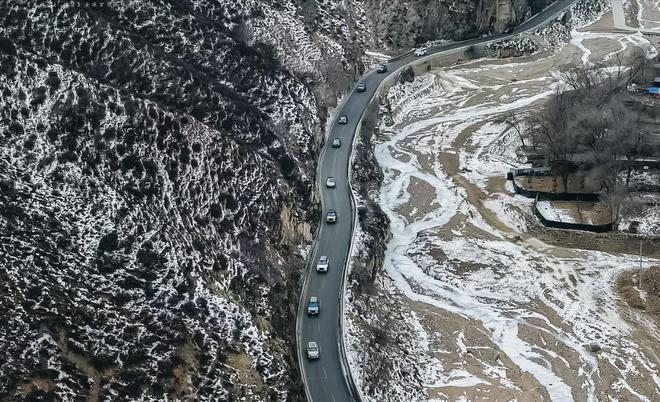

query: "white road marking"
left=323, top=366, right=328, bottom=379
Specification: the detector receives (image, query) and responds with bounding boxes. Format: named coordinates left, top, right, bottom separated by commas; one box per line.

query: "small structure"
left=508, top=167, right=601, bottom=201
left=506, top=167, right=551, bottom=180
left=508, top=166, right=612, bottom=231
left=534, top=198, right=613, bottom=232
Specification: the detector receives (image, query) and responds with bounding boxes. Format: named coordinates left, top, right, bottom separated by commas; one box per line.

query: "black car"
left=376, top=64, right=387, bottom=73
left=326, top=209, right=337, bottom=223
left=356, top=82, right=366, bottom=92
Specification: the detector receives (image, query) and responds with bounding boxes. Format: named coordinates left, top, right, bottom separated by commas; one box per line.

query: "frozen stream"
left=373, top=29, right=660, bottom=401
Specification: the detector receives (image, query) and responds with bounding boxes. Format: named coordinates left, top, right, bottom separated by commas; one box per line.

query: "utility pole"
left=639, top=240, right=643, bottom=289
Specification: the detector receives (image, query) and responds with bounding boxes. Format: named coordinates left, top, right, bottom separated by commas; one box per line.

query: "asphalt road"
left=297, top=1, right=576, bottom=401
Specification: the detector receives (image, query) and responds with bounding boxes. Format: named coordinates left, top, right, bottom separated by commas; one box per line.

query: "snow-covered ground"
left=623, top=0, right=660, bottom=30
left=361, top=15, right=660, bottom=402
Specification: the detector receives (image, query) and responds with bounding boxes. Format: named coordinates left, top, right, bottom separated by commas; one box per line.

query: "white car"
left=414, top=48, right=427, bottom=57
left=326, top=177, right=336, bottom=188
left=307, top=341, right=320, bottom=359
left=316, top=256, right=329, bottom=272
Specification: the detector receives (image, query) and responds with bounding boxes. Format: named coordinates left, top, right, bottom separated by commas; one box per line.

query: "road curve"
left=296, top=1, right=576, bottom=401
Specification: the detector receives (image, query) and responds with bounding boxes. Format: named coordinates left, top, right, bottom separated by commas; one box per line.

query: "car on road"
left=356, top=82, right=366, bottom=92
left=414, top=48, right=427, bottom=57
left=316, top=256, right=329, bottom=272
left=331, top=138, right=341, bottom=148
left=326, top=177, right=336, bottom=188
left=307, top=341, right=320, bottom=359
left=307, top=296, right=319, bottom=315
left=376, top=63, right=388, bottom=73
left=338, top=115, right=348, bottom=124
left=326, top=209, right=337, bottom=224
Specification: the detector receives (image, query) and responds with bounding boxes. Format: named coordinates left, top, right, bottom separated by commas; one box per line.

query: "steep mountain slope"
left=363, top=0, right=554, bottom=48
left=0, top=0, right=562, bottom=401
left=0, top=1, right=342, bottom=400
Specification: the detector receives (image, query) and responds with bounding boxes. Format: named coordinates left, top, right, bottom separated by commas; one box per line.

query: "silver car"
left=307, top=296, right=319, bottom=315
left=316, top=256, right=329, bottom=272
left=307, top=341, right=320, bottom=359
left=338, top=115, right=348, bottom=125
left=414, top=48, right=427, bottom=57
left=326, top=209, right=337, bottom=223
left=331, top=138, right=341, bottom=148
left=326, top=177, right=336, bottom=188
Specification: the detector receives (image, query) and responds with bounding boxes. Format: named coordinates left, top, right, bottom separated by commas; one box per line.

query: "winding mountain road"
left=296, top=1, right=577, bottom=400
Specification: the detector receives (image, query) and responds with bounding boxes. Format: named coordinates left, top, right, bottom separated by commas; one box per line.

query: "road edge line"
left=297, top=83, right=360, bottom=401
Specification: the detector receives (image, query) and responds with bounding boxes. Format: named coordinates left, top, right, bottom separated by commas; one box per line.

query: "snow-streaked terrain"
left=355, top=16, right=660, bottom=402
left=0, top=0, right=371, bottom=399
left=623, top=0, right=660, bottom=30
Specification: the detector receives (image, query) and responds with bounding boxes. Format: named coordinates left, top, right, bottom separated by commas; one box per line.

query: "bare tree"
left=590, top=145, right=630, bottom=228
left=527, top=88, right=577, bottom=191
left=628, top=47, right=657, bottom=86
left=504, top=111, right=526, bottom=148
left=563, top=53, right=641, bottom=96
left=601, top=180, right=628, bottom=229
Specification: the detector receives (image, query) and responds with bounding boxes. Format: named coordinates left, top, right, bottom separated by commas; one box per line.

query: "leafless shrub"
left=504, top=111, right=526, bottom=148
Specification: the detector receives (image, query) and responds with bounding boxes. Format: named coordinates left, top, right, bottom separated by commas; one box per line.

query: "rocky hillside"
left=0, top=1, right=367, bottom=400
left=0, top=0, right=562, bottom=401
left=363, top=0, right=555, bottom=48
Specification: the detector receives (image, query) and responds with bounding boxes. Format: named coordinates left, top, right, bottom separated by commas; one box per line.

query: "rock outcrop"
left=363, top=0, right=553, bottom=48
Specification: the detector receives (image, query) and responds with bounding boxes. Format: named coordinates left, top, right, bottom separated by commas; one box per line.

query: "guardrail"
left=338, top=61, right=394, bottom=401
left=340, top=98, right=365, bottom=402
left=339, top=52, right=453, bottom=402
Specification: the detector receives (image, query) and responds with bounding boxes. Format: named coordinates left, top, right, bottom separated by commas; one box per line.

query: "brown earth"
left=618, top=265, right=660, bottom=325
left=396, top=176, right=440, bottom=221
